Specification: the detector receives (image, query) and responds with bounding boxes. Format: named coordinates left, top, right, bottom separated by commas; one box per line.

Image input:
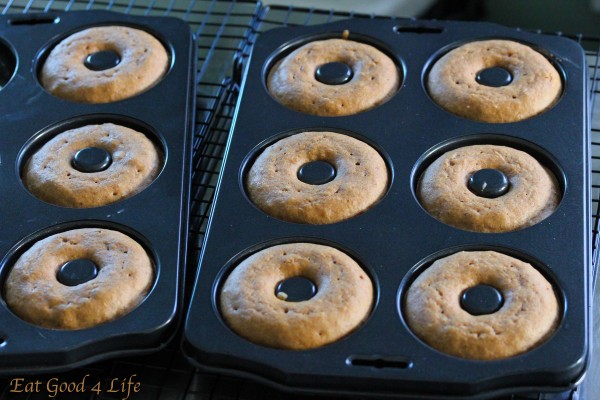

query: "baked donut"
left=220, top=243, right=373, bottom=350
left=417, top=144, right=559, bottom=232
left=23, top=123, right=161, bottom=208
left=40, top=26, right=169, bottom=103
left=246, top=131, right=388, bottom=224
left=427, top=40, right=562, bottom=123
left=405, top=251, right=559, bottom=360
left=4, top=228, right=154, bottom=330
left=267, top=38, right=399, bottom=116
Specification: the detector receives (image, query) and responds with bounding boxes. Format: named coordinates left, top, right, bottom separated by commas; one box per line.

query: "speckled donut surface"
left=417, top=144, right=559, bottom=232
left=40, top=26, right=169, bottom=103
left=427, top=40, right=562, bottom=123
left=246, top=131, right=388, bottom=224
left=405, top=251, right=559, bottom=360
left=267, top=38, right=399, bottom=116
left=4, top=228, right=154, bottom=330
left=220, top=243, right=374, bottom=350
left=23, top=123, right=161, bottom=208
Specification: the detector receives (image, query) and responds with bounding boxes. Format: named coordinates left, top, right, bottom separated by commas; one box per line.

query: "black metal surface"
left=0, top=1, right=598, bottom=399
left=184, top=17, right=589, bottom=399
left=0, top=10, right=194, bottom=373
left=0, top=38, right=15, bottom=86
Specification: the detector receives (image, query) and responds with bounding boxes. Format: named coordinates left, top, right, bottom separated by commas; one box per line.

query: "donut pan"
left=183, top=18, right=590, bottom=399
left=0, top=11, right=195, bottom=373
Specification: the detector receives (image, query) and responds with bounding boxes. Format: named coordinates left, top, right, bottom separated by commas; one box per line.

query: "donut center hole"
left=275, top=276, right=317, bottom=302
left=84, top=50, right=121, bottom=72
left=460, top=284, right=504, bottom=316
left=57, top=258, right=99, bottom=286
left=467, top=168, right=509, bottom=198
left=71, top=146, right=112, bottom=173
left=297, top=160, right=336, bottom=185
left=0, top=41, right=16, bottom=89
left=475, top=67, right=513, bottom=87
left=315, top=62, right=353, bottom=85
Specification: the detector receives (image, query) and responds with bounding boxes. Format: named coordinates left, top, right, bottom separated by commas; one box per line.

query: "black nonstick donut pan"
left=0, top=11, right=195, bottom=373
left=183, top=18, right=590, bottom=399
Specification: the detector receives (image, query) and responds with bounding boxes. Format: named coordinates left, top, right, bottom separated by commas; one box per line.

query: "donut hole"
left=56, top=258, right=99, bottom=287
left=466, top=168, right=511, bottom=199
left=459, top=284, right=505, bottom=316
left=71, top=146, right=113, bottom=173
left=0, top=38, right=17, bottom=90
left=297, top=160, right=337, bottom=186
left=314, top=61, right=354, bottom=85
left=474, top=66, right=513, bottom=88
left=83, top=48, right=122, bottom=72
left=275, top=276, right=317, bottom=302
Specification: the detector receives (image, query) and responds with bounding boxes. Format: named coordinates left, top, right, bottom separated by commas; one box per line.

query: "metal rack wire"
left=0, top=0, right=598, bottom=399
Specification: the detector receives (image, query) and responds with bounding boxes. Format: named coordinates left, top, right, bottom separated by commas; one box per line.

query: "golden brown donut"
left=23, top=123, right=161, bottom=208
left=267, top=38, right=399, bottom=116
left=246, top=131, right=388, bottom=224
left=220, top=243, right=373, bottom=350
left=405, top=251, right=559, bottom=360
left=417, top=144, right=559, bottom=232
left=4, top=228, right=154, bottom=330
left=40, top=26, right=169, bottom=103
left=427, top=40, right=562, bottom=123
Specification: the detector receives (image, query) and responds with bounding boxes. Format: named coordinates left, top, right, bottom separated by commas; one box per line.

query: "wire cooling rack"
left=0, top=0, right=599, bottom=399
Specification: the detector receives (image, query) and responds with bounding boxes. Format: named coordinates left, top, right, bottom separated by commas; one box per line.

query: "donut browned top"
left=267, top=38, right=399, bottom=116
left=246, top=131, right=388, bottom=224
left=220, top=243, right=373, bottom=350
left=40, top=26, right=168, bottom=103
left=427, top=40, right=562, bottom=123
left=23, top=123, right=161, bottom=208
left=405, top=251, right=559, bottom=360
left=417, top=144, right=559, bottom=232
left=5, top=228, right=154, bottom=330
